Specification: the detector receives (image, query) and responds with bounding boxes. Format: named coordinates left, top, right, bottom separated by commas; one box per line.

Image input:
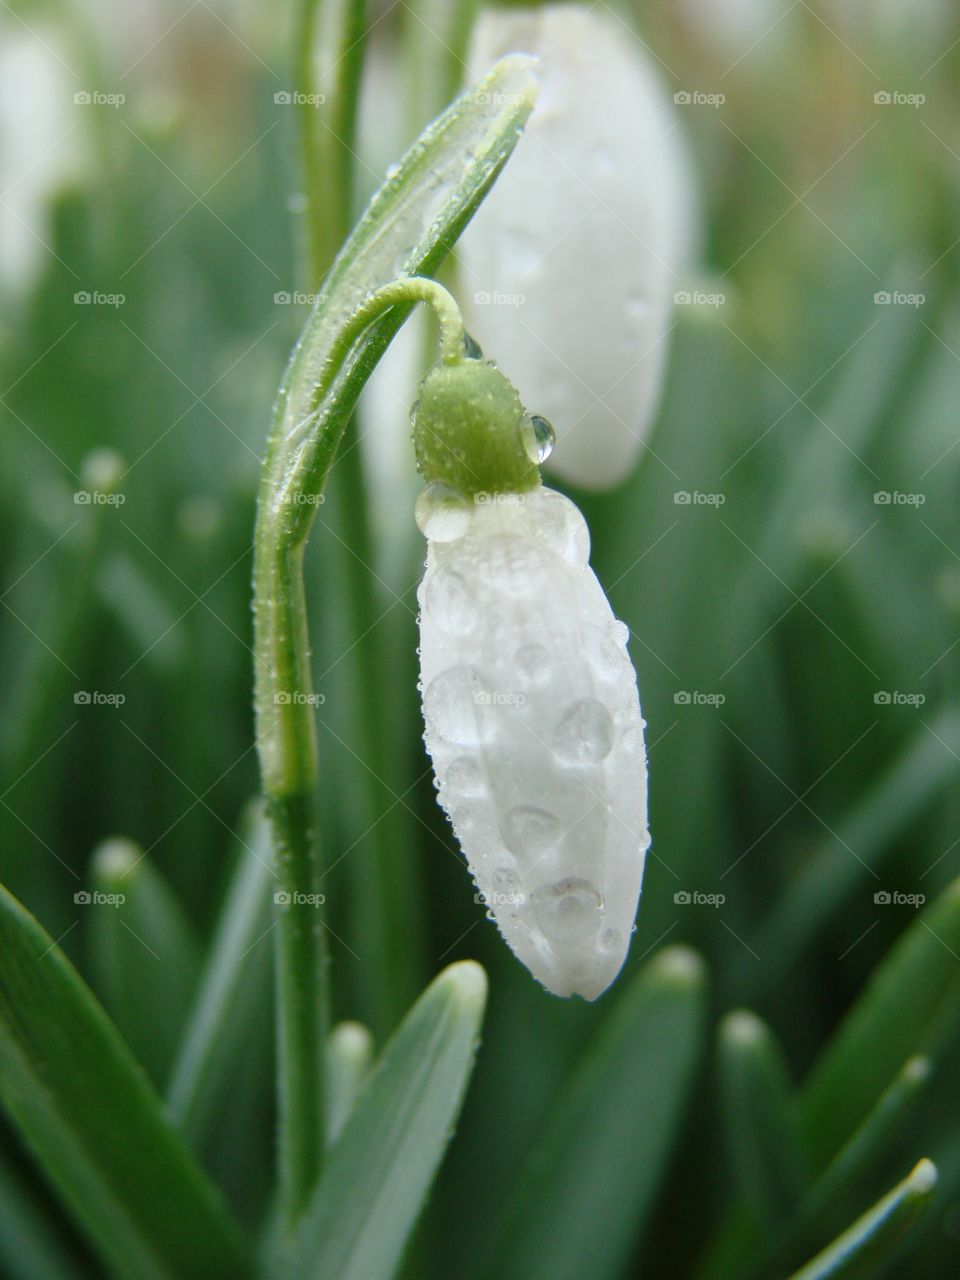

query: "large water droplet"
left=553, top=699, right=615, bottom=766
left=415, top=483, right=471, bottom=542
left=445, top=755, right=485, bottom=798
left=425, top=568, right=478, bottom=635
left=520, top=414, right=556, bottom=464
left=500, top=806, right=560, bottom=858
left=611, top=621, right=630, bottom=647
left=531, top=877, right=602, bottom=945
left=585, top=625, right=625, bottom=681
left=424, top=667, right=487, bottom=747
left=535, top=489, right=589, bottom=564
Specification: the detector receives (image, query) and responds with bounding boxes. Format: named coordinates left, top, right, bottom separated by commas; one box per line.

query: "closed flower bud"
left=414, top=359, right=649, bottom=998
left=458, top=4, right=697, bottom=491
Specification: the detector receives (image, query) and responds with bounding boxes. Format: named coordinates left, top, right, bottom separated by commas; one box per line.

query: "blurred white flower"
left=458, top=4, right=698, bottom=490
left=0, top=24, right=86, bottom=296
left=418, top=484, right=649, bottom=1000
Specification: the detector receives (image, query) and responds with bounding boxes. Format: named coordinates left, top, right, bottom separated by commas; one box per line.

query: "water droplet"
left=425, top=569, right=478, bottom=635
left=611, top=621, right=630, bottom=647
left=520, top=414, right=555, bottom=464
left=463, top=332, right=483, bottom=360
left=515, top=643, right=551, bottom=685
left=446, top=755, right=485, bottom=797
left=415, top=483, right=471, bottom=542
left=424, top=667, right=487, bottom=746
left=535, top=489, right=589, bottom=564
left=553, top=699, right=614, bottom=766
left=531, top=877, right=602, bottom=945
left=500, top=806, right=560, bottom=857
left=585, top=625, right=624, bottom=680
left=493, top=863, right=520, bottom=890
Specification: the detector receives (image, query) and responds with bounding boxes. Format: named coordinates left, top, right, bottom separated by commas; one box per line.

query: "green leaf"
left=0, top=1139, right=87, bottom=1280
left=326, top=1021, right=375, bottom=1145
left=166, top=801, right=275, bottom=1147
left=285, top=961, right=487, bottom=1280
left=88, top=837, right=201, bottom=1087
left=750, top=711, right=960, bottom=990
left=719, top=1010, right=808, bottom=1225
left=787, top=1158, right=937, bottom=1280
left=483, top=947, right=707, bottom=1280
left=0, top=883, right=251, bottom=1280
left=797, top=876, right=960, bottom=1168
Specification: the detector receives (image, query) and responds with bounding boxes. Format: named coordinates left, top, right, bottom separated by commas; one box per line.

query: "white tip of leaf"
left=418, top=487, right=649, bottom=1001
left=458, top=4, right=699, bottom=491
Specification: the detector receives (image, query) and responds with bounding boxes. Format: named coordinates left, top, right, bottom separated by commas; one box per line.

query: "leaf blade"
left=0, top=884, right=251, bottom=1280
left=288, top=961, right=487, bottom=1280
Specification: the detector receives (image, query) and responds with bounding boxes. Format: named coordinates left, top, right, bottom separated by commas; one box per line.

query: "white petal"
left=457, top=4, right=698, bottom=491
left=418, top=487, right=649, bottom=1000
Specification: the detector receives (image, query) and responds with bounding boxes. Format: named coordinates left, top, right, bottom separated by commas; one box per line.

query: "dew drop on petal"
left=536, top=489, right=590, bottom=564
left=500, top=805, right=561, bottom=857
left=415, top=482, right=471, bottom=542
left=424, top=667, right=487, bottom=747
left=425, top=568, right=478, bottom=635
left=520, top=413, right=556, bottom=464
left=585, top=625, right=624, bottom=680
left=553, top=699, right=615, bottom=766
left=531, top=877, right=602, bottom=945
left=446, top=755, right=485, bottom=798
left=611, top=621, right=630, bottom=647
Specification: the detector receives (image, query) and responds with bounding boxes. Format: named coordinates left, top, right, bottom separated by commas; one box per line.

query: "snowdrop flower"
left=413, top=348, right=649, bottom=1000
left=457, top=4, right=697, bottom=491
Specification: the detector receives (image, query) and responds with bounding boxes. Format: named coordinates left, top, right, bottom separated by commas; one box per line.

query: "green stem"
left=253, top=277, right=467, bottom=1222
left=296, top=0, right=367, bottom=289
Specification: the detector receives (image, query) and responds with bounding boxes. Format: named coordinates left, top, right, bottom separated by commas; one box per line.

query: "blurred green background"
left=2, top=0, right=960, bottom=1275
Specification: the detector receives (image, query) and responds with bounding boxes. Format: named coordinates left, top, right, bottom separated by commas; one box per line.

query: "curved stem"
left=253, top=277, right=467, bottom=1223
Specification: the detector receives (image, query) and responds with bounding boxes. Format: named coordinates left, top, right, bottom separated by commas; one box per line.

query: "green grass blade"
left=88, top=838, right=201, bottom=1087
left=0, top=1139, right=88, bottom=1280
left=796, top=876, right=960, bottom=1168
left=286, top=961, right=487, bottom=1280
left=0, top=884, right=251, bottom=1280
left=719, top=1011, right=808, bottom=1225
left=166, top=802, right=275, bottom=1146
left=483, top=947, right=707, bottom=1280
left=749, top=709, right=960, bottom=989
left=326, top=1021, right=375, bottom=1145
left=787, top=1159, right=937, bottom=1280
